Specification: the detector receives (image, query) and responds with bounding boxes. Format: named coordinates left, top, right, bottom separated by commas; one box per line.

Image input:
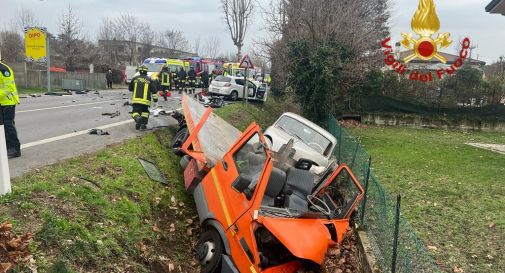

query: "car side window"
left=235, top=79, right=245, bottom=86
left=232, top=134, right=267, bottom=196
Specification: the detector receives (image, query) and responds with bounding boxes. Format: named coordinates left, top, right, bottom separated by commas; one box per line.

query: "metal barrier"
left=328, top=116, right=441, bottom=273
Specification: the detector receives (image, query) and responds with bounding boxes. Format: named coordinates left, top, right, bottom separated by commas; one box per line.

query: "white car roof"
left=275, top=112, right=337, bottom=145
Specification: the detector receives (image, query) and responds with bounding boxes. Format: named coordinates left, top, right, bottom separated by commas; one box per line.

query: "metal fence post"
left=337, top=126, right=342, bottom=164
left=391, top=195, right=401, bottom=273
left=359, top=156, right=372, bottom=225
left=0, top=125, right=12, bottom=195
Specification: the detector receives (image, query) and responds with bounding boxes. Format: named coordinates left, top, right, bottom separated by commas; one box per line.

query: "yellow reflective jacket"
left=128, top=75, right=158, bottom=106
left=160, top=71, right=170, bottom=86
left=0, top=62, right=19, bottom=106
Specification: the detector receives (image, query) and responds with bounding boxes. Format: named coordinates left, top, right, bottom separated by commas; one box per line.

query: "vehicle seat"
left=261, top=167, right=287, bottom=207
left=284, top=167, right=315, bottom=212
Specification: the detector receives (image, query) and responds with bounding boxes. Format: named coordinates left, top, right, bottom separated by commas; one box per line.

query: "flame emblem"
left=401, top=0, right=452, bottom=63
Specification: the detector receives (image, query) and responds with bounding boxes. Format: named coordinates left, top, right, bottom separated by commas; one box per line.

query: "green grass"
left=0, top=129, right=198, bottom=272
left=215, top=95, right=300, bottom=131
left=349, top=126, right=505, bottom=273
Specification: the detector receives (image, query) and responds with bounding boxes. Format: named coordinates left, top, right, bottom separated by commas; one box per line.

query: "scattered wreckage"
left=171, top=94, right=364, bottom=273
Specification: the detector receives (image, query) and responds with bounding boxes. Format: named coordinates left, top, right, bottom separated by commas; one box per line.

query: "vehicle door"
left=234, top=78, right=246, bottom=98
left=246, top=81, right=257, bottom=98
left=215, top=123, right=269, bottom=272
left=210, top=123, right=268, bottom=230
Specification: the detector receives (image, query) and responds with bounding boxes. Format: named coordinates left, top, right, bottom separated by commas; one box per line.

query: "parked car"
left=208, top=76, right=268, bottom=102
left=264, top=112, right=337, bottom=175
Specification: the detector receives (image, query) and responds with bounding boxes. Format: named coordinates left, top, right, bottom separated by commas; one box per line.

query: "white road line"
left=21, top=119, right=134, bottom=150
left=17, top=99, right=124, bottom=113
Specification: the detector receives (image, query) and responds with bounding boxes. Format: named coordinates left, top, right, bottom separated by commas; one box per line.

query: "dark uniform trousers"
left=0, top=105, right=20, bottom=152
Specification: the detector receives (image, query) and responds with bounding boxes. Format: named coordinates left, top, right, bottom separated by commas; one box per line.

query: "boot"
left=7, top=148, right=21, bottom=159
left=134, top=116, right=141, bottom=130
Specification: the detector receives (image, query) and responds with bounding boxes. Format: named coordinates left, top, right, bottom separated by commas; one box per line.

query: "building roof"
left=486, top=0, right=505, bottom=15
left=398, top=50, right=486, bottom=66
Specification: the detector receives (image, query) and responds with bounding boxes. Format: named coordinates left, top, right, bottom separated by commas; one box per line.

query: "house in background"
left=486, top=0, right=505, bottom=15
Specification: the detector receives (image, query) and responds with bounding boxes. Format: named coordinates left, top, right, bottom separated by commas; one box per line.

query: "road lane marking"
left=17, top=99, right=124, bottom=113
left=21, top=119, right=134, bottom=150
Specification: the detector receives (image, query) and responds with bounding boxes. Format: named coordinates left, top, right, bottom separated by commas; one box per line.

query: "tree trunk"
left=236, top=45, right=242, bottom=62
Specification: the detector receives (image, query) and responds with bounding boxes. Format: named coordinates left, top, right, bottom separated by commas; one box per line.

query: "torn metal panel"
left=138, top=158, right=168, bottom=185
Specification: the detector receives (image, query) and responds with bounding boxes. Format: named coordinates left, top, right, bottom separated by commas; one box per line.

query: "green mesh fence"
left=328, top=115, right=441, bottom=273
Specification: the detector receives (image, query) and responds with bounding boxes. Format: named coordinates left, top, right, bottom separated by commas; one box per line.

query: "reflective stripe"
left=143, top=83, right=148, bottom=101
left=210, top=169, right=232, bottom=226
left=141, top=112, right=149, bottom=118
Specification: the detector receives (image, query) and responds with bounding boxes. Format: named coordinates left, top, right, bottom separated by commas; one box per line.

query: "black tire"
left=196, top=229, right=224, bottom=273
left=229, top=91, right=239, bottom=101
left=172, top=127, right=189, bottom=156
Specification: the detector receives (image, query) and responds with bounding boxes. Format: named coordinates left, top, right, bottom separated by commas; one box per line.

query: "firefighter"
left=178, top=67, right=187, bottom=94
left=0, top=60, right=21, bottom=158
left=187, top=67, right=196, bottom=94
left=200, top=69, right=209, bottom=94
left=171, top=69, right=178, bottom=91
left=159, top=65, right=171, bottom=101
left=129, top=65, right=158, bottom=130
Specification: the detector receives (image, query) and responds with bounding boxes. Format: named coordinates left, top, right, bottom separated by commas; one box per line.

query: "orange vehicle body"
left=177, top=95, right=365, bottom=273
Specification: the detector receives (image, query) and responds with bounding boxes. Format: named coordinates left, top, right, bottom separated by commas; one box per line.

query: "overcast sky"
left=1, top=0, right=504, bottom=64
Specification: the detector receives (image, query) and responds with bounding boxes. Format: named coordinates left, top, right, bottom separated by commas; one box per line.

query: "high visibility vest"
left=132, top=76, right=154, bottom=106
left=160, top=72, right=170, bottom=86
left=0, top=62, right=19, bottom=106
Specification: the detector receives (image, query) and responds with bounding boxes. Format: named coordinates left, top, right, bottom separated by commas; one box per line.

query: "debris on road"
left=89, top=129, right=110, bottom=135
left=138, top=158, right=168, bottom=185
left=45, top=91, right=72, bottom=96
left=0, top=222, right=34, bottom=273
left=102, top=111, right=120, bottom=118
left=75, top=90, right=87, bottom=94
left=123, top=101, right=131, bottom=106
left=29, top=94, right=42, bottom=98
left=77, top=176, right=103, bottom=189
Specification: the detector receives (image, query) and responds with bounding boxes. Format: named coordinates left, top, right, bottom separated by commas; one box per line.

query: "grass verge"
left=349, top=126, right=505, bottom=273
left=1, top=128, right=198, bottom=273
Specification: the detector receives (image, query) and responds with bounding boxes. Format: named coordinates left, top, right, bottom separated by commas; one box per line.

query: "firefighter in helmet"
left=129, top=65, right=158, bottom=130
left=187, top=67, right=197, bottom=94
left=159, top=65, right=171, bottom=101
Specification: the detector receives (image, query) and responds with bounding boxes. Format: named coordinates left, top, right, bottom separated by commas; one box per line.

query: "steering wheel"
left=307, top=195, right=331, bottom=216
left=307, top=142, right=324, bottom=154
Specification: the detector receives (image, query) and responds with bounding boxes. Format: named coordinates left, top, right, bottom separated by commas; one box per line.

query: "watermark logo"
left=381, top=0, right=471, bottom=82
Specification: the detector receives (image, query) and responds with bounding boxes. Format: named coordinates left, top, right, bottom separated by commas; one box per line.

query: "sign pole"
left=46, top=34, right=51, bottom=93
left=0, top=125, right=12, bottom=195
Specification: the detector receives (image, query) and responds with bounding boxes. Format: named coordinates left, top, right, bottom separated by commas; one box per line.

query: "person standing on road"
left=187, top=67, right=196, bottom=94
left=129, top=65, right=158, bottom=130
left=178, top=67, right=187, bottom=94
left=106, top=69, right=113, bottom=89
left=200, top=69, right=209, bottom=94
left=159, top=65, right=171, bottom=101
left=0, top=60, right=21, bottom=158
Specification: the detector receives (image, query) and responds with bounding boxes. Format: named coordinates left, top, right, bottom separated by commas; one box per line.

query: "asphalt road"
left=7, top=89, right=185, bottom=177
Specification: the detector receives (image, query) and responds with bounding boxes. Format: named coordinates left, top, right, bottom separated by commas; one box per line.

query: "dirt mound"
left=0, top=223, right=34, bottom=273
left=339, top=120, right=367, bottom=129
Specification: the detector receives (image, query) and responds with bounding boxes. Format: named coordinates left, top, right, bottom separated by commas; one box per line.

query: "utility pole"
left=47, top=33, right=51, bottom=93
left=500, top=56, right=504, bottom=79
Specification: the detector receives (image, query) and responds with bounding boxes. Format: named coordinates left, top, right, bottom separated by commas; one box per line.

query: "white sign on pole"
left=0, top=125, right=12, bottom=195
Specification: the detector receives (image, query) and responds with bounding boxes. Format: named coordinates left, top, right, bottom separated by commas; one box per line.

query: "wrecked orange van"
left=171, top=94, right=364, bottom=273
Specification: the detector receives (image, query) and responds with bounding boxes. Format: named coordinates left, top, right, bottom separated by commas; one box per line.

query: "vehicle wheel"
left=196, top=229, right=223, bottom=273
left=230, top=91, right=239, bottom=101
left=172, top=127, right=189, bottom=156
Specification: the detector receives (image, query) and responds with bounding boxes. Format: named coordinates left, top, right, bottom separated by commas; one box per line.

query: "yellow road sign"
left=24, top=27, right=47, bottom=63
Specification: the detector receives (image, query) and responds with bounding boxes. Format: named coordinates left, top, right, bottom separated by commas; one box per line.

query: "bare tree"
left=113, top=13, right=148, bottom=65
left=194, top=36, right=201, bottom=56
left=98, top=17, right=116, bottom=41
left=0, top=31, right=23, bottom=62
left=139, top=24, right=156, bottom=61
left=221, top=0, right=254, bottom=60
left=57, top=5, right=82, bottom=71
left=205, top=36, right=221, bottom=59
left=9, top=6, right=39, bottom=35
left=158, top=29, right=190, bottom=57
